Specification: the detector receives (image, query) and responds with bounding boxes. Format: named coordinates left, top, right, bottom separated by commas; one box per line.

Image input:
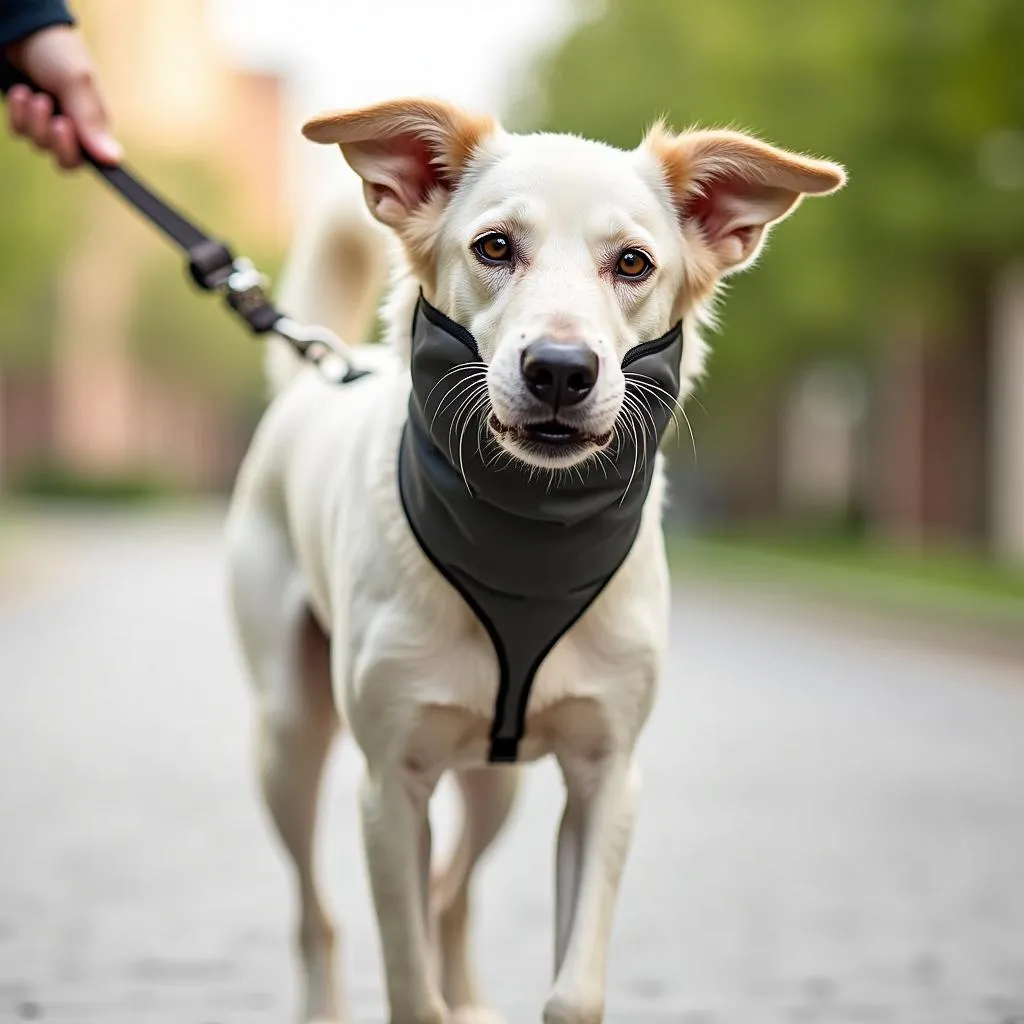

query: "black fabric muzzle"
left=399, top=295, right=683, bottom=762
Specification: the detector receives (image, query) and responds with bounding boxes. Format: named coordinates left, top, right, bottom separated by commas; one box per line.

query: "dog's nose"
left=520, top=339, right=598, bottom=410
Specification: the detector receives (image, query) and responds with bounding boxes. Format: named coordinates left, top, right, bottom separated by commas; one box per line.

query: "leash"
left=1, top=69, right=368, bottom=385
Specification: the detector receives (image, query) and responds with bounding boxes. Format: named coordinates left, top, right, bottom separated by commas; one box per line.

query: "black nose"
left=520, top=339, right=599, bottom=411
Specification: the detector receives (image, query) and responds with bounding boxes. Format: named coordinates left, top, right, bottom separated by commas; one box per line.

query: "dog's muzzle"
left=399, top=293, right=683, bottom=763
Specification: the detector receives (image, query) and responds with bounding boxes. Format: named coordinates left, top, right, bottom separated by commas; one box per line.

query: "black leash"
left=1, top=68, right=368, bottom=384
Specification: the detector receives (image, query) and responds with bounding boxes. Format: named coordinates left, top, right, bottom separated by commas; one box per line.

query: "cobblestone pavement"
left=1, top=509, right=1023, bottom=1024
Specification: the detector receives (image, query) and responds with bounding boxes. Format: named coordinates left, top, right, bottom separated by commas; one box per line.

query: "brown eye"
left=615, top=249, right=653, bottom=280
left=474, top=233, right=513, bottom=264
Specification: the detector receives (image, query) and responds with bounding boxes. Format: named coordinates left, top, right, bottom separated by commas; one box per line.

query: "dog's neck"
left=379, top=268, right=423, bottom=361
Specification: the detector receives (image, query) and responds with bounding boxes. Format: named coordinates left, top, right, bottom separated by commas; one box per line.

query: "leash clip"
left=218, top=254, right=368, bottom=383
left=189, top=241, right=367, bottom=384
left=272, top=317, right=369, bottom=385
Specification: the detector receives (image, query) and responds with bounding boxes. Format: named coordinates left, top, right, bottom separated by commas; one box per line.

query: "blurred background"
left=1, top=1, right=1023, bottom=1022
left=2, top=0, right=1023, bottom=603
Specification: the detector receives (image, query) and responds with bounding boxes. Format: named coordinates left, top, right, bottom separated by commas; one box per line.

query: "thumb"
left=56, top=70, right=123, bottom=164
left=10, top=25, right=124, bottom=164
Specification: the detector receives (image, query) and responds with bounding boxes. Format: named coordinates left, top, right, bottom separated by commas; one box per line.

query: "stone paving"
left=1, top=510, right=1023, bottom=1023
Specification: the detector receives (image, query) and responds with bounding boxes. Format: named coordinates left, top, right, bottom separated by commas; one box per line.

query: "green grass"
left=0, top=501, right=30, bottom=577
left=667, top=528, right=1024, bottom=627
left=9, top=465, right=180, bottom=504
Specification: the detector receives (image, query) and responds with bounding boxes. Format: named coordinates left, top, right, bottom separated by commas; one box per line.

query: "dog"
left=225, top=97, right=845, bottom=1024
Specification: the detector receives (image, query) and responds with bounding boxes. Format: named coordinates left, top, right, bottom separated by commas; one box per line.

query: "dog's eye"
left=474, top=233, right=513, bottom=265
left=615, top=249, right=653, bottom=280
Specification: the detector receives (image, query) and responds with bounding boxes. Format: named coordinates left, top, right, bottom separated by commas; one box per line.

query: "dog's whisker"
left=689, top=392, right=709, bottom=417
left=679, top=406, right=698, bottom=465
left=424, top=365, right=486, bottom=419
left=445, top=390, right=478, bottom=458
left=592, top=446, right=613, bottom=480
left=624, top=377, right=680, bottom=425
left=475, top=407, right=495, bottom=461
left=432, top=374, right=488, bottom=434
left=456, top=393, right=492, bottom=491
left=625, top=373, right=689, bottom=427
left=622, top=395, right=652, bottom=494
left=622, top=384, right=663, bottom=438
left=625, top=376, right=697, bottom=465
left=638, top=389, right=695, bottom=466
left=616, top=401, right=642, bottom=505
left=446, top=380, right=487, bottom=437
left=629, top=394, right=652, bottom=482
left=449, top=387, right=490, bottom=479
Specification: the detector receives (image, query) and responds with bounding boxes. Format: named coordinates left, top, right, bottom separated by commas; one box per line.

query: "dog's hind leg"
left=227, top=510, right=343, bottom=1024
left=431, top=767, right=519, bottom=1024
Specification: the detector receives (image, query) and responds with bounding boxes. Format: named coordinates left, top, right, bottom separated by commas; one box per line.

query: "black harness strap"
left=1, top=68, right=366, bottom=379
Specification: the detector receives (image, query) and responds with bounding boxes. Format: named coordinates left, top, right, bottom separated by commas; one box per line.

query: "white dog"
left=225, top=98, right=844, bottom=1024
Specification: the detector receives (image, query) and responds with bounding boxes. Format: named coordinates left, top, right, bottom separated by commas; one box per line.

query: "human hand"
left=5, top=24, right=122, bottom=169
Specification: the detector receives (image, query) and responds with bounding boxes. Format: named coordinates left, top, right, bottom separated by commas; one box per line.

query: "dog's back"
left=265, top=171, right=390, bottom=394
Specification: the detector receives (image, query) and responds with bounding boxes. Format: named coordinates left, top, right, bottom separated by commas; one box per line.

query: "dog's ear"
left=645, top=124, right=845, bottom=275
left=303, top=99, right=496, bottom=229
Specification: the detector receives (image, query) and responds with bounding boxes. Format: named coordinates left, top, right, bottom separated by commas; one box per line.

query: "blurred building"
left=778, top=271, right=1024, bottom=565
left=2, top=0, right=289, bottom=490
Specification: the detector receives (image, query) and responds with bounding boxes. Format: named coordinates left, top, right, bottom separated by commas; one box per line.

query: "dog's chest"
left=347, top=575, right=656, bottom=769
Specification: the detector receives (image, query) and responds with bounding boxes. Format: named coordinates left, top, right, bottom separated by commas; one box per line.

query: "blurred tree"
left=0, top=134, right=270, bottom=396
left=127, top=153, right=271, bottom=408
left=0, top=139, right=80, bottom=367
left=514, top=0, right=1024, bottom=428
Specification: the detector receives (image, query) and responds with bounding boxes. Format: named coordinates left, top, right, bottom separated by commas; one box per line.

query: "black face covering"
left=399, top=294, right=683, bottom=762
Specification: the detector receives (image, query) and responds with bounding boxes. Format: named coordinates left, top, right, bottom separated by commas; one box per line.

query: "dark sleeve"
left=0, top=0, right=75, bottom=51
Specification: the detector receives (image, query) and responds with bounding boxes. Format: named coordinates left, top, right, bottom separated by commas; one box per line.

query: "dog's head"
left=303, top=100, right=845, bottom=470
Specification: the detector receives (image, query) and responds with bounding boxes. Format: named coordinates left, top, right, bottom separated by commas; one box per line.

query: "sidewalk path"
left=1, top=509, right=1023, bottom=1023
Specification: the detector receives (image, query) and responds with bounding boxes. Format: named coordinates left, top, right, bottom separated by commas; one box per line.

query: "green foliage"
left=125, top=153, right=274, bottom=407
left=129, top=252, right=267, bottom=406
left=10, top=462, right=179, bottom=502
left=669, top=528, right=1024, bottom=609
left=0, top=138, right=276, bottom=406
left=516, top=0, right=1024, bottom=414
left=0, top=136, right=81, bottom=367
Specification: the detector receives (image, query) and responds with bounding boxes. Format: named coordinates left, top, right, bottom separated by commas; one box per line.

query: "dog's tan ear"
left=303, top=99, right=496, bottom=229
left=646, top=124, right=846, bottom=275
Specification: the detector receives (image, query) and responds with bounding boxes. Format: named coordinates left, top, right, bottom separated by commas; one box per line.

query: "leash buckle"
left=225, top=258, right=267, bottom=311
left=224, top=258, right=279, bottom=332
left=194, top=244, right=368, bottom=384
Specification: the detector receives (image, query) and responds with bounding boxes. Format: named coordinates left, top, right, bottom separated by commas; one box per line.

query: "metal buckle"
left=220, top=257, right=364, bottom=384
left=226, top=258, right=268, bottom=314
left=273, top=317, right=361, bottom=384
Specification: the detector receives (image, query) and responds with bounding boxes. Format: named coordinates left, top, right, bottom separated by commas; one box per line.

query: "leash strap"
left=1, top=68, right=368, bottom=384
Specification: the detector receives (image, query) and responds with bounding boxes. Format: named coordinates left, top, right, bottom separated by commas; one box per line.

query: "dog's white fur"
left=225, top=99, right=843, bottom=1024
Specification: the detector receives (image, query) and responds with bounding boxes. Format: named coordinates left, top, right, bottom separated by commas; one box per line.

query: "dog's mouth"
left=488, top=414, right=612, bottom=451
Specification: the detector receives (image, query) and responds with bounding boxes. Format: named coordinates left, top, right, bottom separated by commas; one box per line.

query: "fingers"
left=4, top=86, right=84, bottom=169
left=51, top=115, right=82, bottom=170
left=5, top=25, right=123, bottom=167
left=27, top=92, right=54, bottom=148
left=6, top=84, right=31, bottom=137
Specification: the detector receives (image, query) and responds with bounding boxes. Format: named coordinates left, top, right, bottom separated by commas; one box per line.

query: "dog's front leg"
left=545, top=751, right=640, bottom=1024
left=361, top=762, right=447, bottom=1024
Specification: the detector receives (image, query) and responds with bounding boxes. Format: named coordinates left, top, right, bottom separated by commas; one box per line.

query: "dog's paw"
left=450, top=1007, right=506, bottom=1024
